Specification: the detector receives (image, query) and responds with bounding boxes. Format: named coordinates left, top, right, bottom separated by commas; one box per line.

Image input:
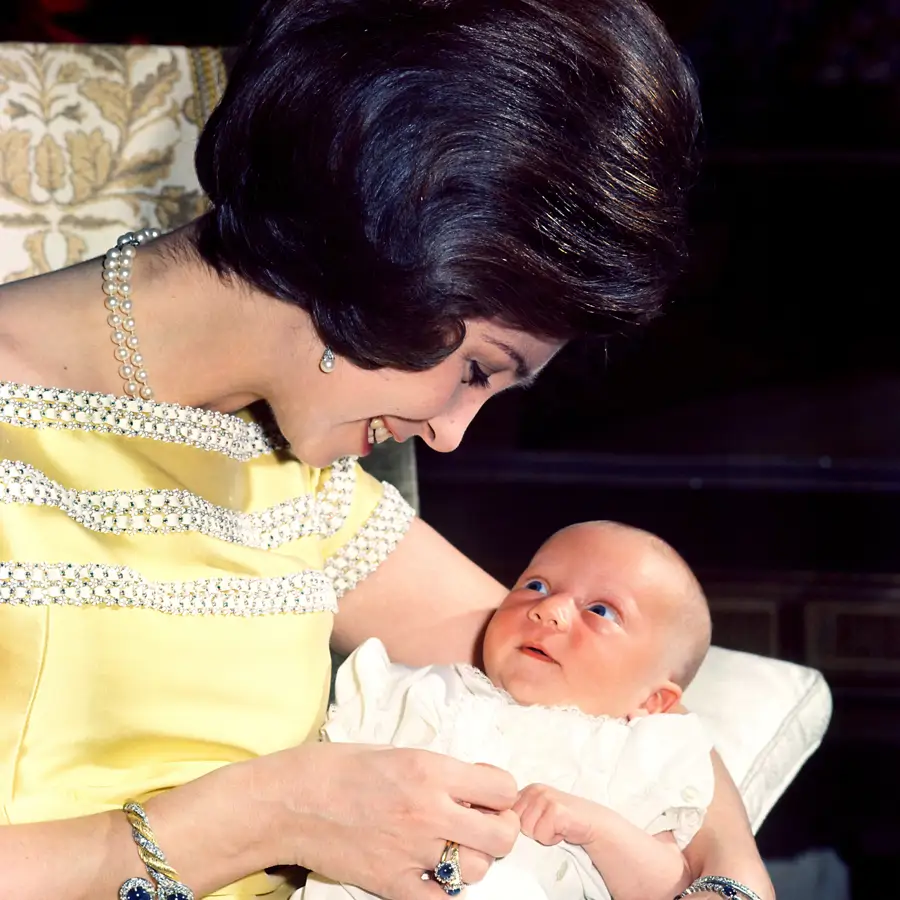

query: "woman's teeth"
left=368, top=418, right=392, bottom=445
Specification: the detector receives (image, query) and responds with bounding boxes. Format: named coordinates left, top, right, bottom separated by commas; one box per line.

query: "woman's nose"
left=527, top=594, right=572, bottom=631
left=420, top=397, right=484, bottom=453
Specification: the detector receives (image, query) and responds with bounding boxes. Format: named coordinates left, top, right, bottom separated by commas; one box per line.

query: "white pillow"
left=684, top=646, right=832, bottom=833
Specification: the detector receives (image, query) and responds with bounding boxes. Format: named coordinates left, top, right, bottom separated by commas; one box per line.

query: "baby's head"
left=482, top=521, right=711, bottom=719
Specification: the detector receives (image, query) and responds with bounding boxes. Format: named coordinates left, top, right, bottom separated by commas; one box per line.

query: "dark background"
left=3, top=0, right=898, bottom=893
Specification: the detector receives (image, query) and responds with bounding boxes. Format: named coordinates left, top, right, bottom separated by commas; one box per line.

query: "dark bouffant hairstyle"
left=195, top=0, right=701, bottom=369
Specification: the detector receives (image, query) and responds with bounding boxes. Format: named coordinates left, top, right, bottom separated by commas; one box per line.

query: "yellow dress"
left=0, top=381, right=414, bottom=898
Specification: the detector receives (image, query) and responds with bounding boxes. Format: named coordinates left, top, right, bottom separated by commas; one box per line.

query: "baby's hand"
left=513, top=783, right=601, bottom=848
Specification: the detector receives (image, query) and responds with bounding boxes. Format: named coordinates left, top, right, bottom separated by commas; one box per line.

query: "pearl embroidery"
left=0, top=563, right=336, bottom=617
left=0, top=382, right=275, bottom=461
left=324, top=482, right=414, bottom=598
left=0, top=482, right=414, bottom=615
left=0, top=457, right=356, bottom=548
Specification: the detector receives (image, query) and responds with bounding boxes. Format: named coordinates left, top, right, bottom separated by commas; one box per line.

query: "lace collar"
left=455, top=663, right=624, bottom=726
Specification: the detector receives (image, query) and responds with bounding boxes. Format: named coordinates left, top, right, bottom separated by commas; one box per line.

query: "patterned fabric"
left=0, top=43, right=222, bottom=279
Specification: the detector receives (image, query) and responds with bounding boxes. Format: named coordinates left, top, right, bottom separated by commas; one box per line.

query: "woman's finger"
left=393, top=870, right=445, bottom=900
left=443, top=800, right=520, bottom=860
left=442, top=756, right=518, bottom=812
left=456, top=846, right=493, bottom=884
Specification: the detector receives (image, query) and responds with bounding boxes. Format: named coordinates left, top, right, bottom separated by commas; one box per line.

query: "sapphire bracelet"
left=119, top=800, right=194, bottom=900
left=675, top=875, right=763, bottom=900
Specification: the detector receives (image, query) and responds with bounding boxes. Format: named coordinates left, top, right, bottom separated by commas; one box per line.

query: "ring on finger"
left=432, top=840, right=465, bottom=896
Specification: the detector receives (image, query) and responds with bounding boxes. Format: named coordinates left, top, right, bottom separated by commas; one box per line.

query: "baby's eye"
left=522, top=578, right=549, bottom=595
left=587, top=603, right=620, bottom=624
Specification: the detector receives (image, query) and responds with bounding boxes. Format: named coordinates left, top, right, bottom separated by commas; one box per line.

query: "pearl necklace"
left=102, top=228, right=159, bottom=400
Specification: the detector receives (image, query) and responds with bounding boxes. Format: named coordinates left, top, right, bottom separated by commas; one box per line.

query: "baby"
left=304, top=521, right=714, bottom=900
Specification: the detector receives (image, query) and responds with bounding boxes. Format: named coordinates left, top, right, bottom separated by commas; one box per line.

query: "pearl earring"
left=319, top=346, right=336, bottom=374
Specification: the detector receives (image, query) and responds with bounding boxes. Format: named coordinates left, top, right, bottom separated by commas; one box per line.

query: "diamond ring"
left=432, top=840, right=465, bottom=896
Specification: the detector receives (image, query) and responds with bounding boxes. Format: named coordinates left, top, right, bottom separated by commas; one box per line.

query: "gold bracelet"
left=119, top=800, right=194, bottom=900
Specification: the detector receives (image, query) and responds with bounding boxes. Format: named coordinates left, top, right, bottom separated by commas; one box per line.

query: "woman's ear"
left=625, top=681, right=683, bottom=720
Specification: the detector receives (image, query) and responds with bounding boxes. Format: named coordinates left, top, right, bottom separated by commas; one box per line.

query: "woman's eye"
left=523, top=578, right=548, bottom=595
left=587, top=603, right=619, bottom=623
left=463, top=361, right=491, bottom=389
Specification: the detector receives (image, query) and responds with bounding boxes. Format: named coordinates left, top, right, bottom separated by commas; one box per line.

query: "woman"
left=0, top=1, right=771, bottom=899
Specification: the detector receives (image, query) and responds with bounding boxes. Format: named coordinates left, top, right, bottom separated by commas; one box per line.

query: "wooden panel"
left=806, top=601, right=900, bottom=674
left=709, top=599, right=780, bottom=657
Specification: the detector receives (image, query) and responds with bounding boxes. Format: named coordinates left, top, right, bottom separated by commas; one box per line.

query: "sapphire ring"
left=432, top=840, right=465, bottom=896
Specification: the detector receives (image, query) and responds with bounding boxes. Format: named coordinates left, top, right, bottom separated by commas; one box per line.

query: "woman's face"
left=272, top=320, right=563, bottom=468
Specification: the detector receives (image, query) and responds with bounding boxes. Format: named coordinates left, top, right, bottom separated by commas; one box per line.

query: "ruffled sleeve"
left=322, top=638, right=460, bottom=748
left=605, top=713, right=715, bottom=849
left=315, top=462, right=415, bottom=600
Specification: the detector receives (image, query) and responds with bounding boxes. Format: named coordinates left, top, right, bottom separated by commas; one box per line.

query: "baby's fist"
left=512, top=784, right=599, bottom=848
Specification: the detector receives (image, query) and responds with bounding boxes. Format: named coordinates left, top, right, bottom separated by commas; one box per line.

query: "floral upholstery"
left=0, top=43, right=221, bottom=277
left=0, top=42, right=419, bottom=508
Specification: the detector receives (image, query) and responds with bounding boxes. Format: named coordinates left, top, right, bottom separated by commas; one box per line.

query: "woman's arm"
left=681, top=752, right=775, bottom=900
left=332, top=517, right=507, bottom=666
left=0, top=758, right=268, bottom=899
left=0, top=742, right=519, bottom=900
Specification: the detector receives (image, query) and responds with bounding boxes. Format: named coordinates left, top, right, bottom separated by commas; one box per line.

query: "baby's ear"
left=626, top=681, right=683, bottom=720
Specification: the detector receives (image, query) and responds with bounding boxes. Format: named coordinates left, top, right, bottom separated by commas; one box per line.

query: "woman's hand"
left=252, top=742, right=520, bottom=899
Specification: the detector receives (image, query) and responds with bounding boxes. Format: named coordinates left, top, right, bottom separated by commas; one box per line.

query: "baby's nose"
left=529, top=594, right=572, bottom=629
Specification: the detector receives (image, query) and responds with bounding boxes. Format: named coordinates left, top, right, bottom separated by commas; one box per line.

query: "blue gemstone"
left=723, top=888, right=736, bottom=898
left=446, top=889, right=461, bottom=896
left=435, top=862, right=456, bottom=881
left=126, top=887, right=153, bottom=900
left=160, top=890, right=192, bottom=900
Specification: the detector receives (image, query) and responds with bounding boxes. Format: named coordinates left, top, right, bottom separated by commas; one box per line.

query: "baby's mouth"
left=367, top=417, right=393, bottom=445
left=520, top=645, right=556, bottom=664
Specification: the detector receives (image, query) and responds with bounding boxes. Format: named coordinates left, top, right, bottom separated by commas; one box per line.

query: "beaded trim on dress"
left=0, top=483, right=414, bottom=614
left=0, top=474, right=415, bottom=616
left=0, top=381, right=276, bottom=461
left=324, top=482, right=415, bottom=598
left=0, top=456, right=357, bottom=548
left=0, top=562, right=337, bottom=616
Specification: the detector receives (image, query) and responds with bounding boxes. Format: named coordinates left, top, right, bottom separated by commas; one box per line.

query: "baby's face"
left=482, top=523, right=684, bottom=718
